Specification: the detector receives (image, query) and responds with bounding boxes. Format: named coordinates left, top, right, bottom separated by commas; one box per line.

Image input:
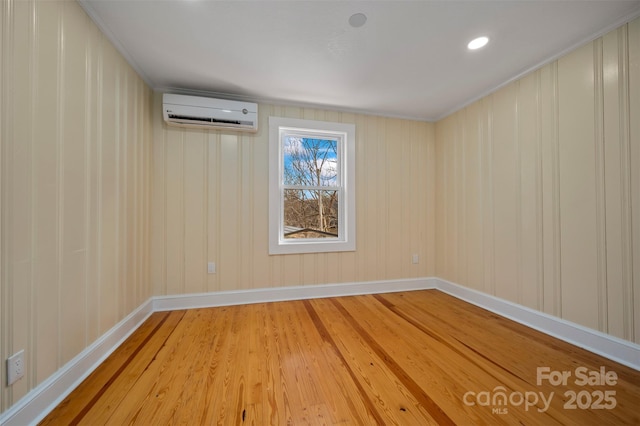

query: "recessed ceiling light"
left=349, top=13, right=367, bottom=28
left=467, top=36, right=489, bottom=50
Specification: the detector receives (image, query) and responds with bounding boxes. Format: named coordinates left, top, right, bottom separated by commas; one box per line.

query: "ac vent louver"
left=162, top=94, right=258, bottom=132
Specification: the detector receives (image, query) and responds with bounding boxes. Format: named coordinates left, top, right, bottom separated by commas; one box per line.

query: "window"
left=269, top=117, right=355, bottom=254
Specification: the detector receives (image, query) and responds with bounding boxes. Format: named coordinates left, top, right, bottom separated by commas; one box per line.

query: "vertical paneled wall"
left=1, top=0, right=153, bottom=412
left=151, top=96, right=435, bottom=295
left=435, top=18, right=640, bottom=344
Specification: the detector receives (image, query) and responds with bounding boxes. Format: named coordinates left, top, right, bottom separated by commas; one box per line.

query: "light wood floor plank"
left=307, top=297, right=439, bottom=425
left=379, top=291, right=640, bottom=424
left=77, top=310, right=187, bottom=425
left=41, top=290, right=640, bottom=425
left=340, top=297, right=495, bottom=423
left=38, top=311, right=173, bottom=426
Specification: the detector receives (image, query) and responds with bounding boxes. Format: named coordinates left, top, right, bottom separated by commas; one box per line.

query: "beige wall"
left=151, top=96, right=436, bottom=295
left=435, top=18, right=640, bottom=344
left=2, top=0, right=639, bottom=418
left=0, top=0, right=153, bottom=412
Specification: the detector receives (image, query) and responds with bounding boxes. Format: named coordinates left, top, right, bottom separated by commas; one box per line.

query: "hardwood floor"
left=42, top=290, right=640, bottom=425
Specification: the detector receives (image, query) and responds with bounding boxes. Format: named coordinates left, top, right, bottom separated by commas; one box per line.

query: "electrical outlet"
left=412, top=254, right=419, bottom=264
left=207, top=262, right=216, bottom=274
left=7, top=350, right=25, bottom=386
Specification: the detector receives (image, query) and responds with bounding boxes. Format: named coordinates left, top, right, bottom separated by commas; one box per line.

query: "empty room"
left=2, top=0, right=640, bottom=424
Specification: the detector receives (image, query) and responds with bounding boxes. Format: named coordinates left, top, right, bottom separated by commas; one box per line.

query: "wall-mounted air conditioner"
left=162, top=93, right=258, bottom=132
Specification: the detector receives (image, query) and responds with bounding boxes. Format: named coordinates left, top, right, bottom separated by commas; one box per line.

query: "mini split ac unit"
left=162, top=93, right=258, bottom=132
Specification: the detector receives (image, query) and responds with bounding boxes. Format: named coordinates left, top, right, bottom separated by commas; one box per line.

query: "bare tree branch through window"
left=283, top=137, right=339, bottom=238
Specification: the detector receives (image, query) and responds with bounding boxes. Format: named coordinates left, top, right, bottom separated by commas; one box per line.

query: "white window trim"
left=269, top=116, right=356, bottom=255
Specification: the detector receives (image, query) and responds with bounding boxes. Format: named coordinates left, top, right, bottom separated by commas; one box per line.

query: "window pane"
left=283, top=189, right=339, bottom=239
left=283, top=136, right=338, bottom=187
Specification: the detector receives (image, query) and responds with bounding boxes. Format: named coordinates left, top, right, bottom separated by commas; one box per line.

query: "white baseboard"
left=0, top=299, right=154, bottom=426
left=434, top=277, right=640, bottom=371
left=153, top=277, right=437, bottom=311
left=3, top=276, right=640, bottom=425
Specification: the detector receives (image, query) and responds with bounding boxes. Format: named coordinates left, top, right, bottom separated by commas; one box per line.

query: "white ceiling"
left=80, top=0, right=640, bottom=121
